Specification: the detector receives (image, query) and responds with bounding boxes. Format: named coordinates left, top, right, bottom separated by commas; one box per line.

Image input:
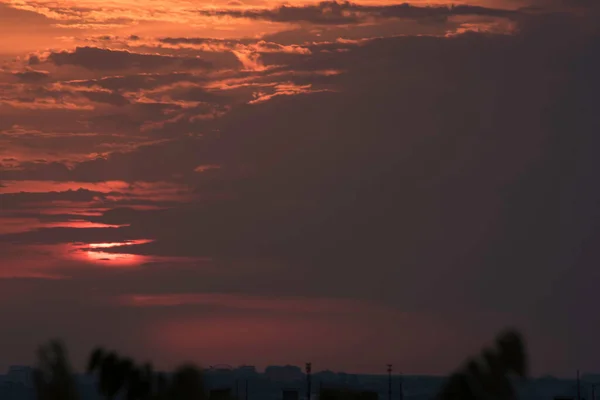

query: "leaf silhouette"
left=33, top=340, right=79, bottom=400
left=436, top=329, right=528, bottom=400
left=87, top=347, right=203, bottom=400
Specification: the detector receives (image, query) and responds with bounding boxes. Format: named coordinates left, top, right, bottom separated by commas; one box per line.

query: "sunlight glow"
left=83, top=250, right=145, bottom=266
left=70, top=239, right=155, bottom=267
left=87, top=240, right=154, bottom=249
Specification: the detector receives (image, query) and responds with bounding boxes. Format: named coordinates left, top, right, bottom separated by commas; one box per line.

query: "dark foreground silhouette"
left=436, top=330, right=527, bottom=400
left=32, top=329, right=527, bottom=400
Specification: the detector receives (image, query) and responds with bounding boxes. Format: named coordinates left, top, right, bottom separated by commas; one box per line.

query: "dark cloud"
left=158, top=37, right=256, bottom=46
left=164, top=85, right=230, bottom=104
left=13, top=70, right=50, bottom=83
left=80, top=90, right=130, bottom=106
left=0, top=161, right=72, bottom=180
left=199, top=1, right=519, bottom=25
left=46, top=46, right=213, bottom=71
left=86, top=23, right=600, bottom=332
left=0, top=226, right=137, bottom=245
left=27, top=55, right=41, bottom=65
left=0, top=137, right=218, bottom=182
left=0, top=188, right=109, bottom=210
left=3, top=84, right=129, bottom=107
left=68, top=73, right=206, bottom=92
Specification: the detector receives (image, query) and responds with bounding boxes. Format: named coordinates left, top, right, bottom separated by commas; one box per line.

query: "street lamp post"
left=306, top=363, right=312, bottom=400
left=592, top=383, right=599, bottom=400
left=399, top=374, right=404, bottom=400
left=387, top=364, right=392, bottom=400
left=578, top=370, right=581, bottom=400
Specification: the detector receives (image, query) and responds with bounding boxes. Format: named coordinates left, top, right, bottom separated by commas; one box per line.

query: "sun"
left=70, top=240, right=154, bottom=267
left=83, top=250, right=144, bottom=266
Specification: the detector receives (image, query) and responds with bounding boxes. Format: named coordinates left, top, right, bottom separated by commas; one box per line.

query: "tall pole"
left=593, top=384, right=596, bottom=400
left=577, top=370, right=581, bottom=400
left=306, top=363, right=312, bottom=400
left=245, top=379, right=249, bottom=400
left=387, top=364, right=392, bottom=400
left=399, top=374, right=404, bottom=400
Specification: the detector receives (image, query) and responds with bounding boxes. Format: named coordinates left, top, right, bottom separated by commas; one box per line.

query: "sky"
left=0, top=0, right=599, bottom=378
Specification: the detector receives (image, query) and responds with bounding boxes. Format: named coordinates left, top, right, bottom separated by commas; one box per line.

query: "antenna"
left=306, top=363, right=312, bottom=400
left=578, top=370, right=581, bottom=400
left=399, top=374, right=404, bottom=400
left=387, top=364, right=392, bottom=400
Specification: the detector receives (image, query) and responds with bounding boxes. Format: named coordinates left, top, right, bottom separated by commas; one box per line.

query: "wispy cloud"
left=199, top=1, right=520, bottom=25
left=45, top=47, right=213, bottom=71
left=119, top=292, right=385, bottom=314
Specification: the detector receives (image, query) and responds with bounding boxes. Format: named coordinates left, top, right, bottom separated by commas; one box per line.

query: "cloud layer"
left=1, top=0, right=599, bottom=377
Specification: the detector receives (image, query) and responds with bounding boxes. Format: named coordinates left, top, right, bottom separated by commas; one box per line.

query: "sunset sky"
left=1, top=0, right=599, bottom=377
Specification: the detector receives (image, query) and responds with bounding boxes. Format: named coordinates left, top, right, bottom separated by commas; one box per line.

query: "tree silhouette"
left=126, top=363, right=155, bottom=400
left=436, top=329, right=528, bottom=400
left=32, top=328, right=527, bottom=400
left=87, top=348, right=206, bottom=400
left=88, top=347, right=154, bottom=400
left=33, top=340, right=79, bottom=400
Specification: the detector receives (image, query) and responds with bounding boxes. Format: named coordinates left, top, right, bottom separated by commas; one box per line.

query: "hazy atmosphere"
left=1, top=0, right=599, bottom=377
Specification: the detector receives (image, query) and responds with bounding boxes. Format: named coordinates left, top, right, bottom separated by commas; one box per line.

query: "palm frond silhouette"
left=33, top=340, right=79, bottom=400
left=88, top=347, right=155, bottom=400
left=436, top=329, right=528, bottom=400
left=87, top=347, right=206, bottom=400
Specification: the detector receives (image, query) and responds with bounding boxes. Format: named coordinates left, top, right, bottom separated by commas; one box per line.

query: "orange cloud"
left=119, top=292, right=386, bottom=314
left=0, top=180, right=195, bottom=201
left=194, top=164, right=221, bottom=172
left=248, top=82, right=332, bottom=103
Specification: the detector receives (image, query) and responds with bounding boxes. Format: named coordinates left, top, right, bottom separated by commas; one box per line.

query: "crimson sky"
left=1, top=0, right=599, bottom=377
